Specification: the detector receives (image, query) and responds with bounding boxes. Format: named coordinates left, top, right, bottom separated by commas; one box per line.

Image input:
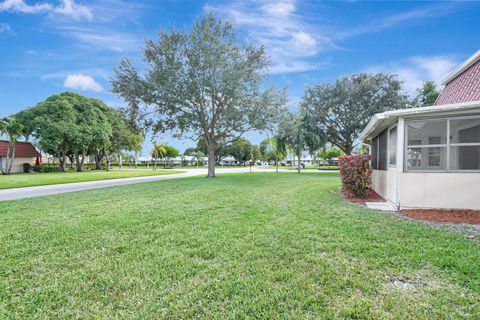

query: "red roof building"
left=436, top=50, right=480, bottom=105
left=0, top=140, right=41, bottom=157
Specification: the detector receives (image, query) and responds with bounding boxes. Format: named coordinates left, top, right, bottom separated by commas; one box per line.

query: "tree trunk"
left=106, top=154, right=111, bottom=172
left=94, top=150, right=104, bottom=170
left=80, top=152, right=86, bottom=171
left=2, top=143, right=11, bottom=175
left=343, top=143, right=353, bottom=155
left=276, top=156, right=279, bottom=173
left=7, top=142, right=16, bottom=174
left=134, top=151, right=138, bottom=169
left=297, top=153, right=301, bottom=174
left=119, top=154, right=123, bottom=169
left=59, top=151, right=66, bottom=173
left=74, top=152, right=82, bottom=172
left=207, top=143, right=216, bottom=178
left=67, top=155, right=74, bottom=170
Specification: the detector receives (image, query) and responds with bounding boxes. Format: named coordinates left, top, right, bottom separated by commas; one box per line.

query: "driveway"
left=0, top=167, right=254, bottom=201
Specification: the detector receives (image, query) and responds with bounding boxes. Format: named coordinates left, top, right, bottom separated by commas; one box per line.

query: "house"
left=0, top=140, right=41, bottom=173
left=219, top=156, right=237, bottom=166
left=137, top=155, right=209, bottom=166
left=359, top=50, right=480, bottom=210
left=283, top=153, right=316, bottom=166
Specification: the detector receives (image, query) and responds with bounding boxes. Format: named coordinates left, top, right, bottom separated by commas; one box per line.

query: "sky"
left=1, top=0, right=479, bottom=155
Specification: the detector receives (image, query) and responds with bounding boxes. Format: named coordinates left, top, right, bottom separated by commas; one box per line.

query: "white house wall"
left=371, top=170, right=388, bottom=199
left=398, top=172, right=480, bottom=210
left=371, top=168, right=398, bottom=207
left=0, top=157, right=33, bottom=173
left=387, top=167, right=398, bottom=205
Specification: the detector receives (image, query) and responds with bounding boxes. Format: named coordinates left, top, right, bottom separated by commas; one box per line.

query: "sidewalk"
left=0, top=167, right=251, bottom=201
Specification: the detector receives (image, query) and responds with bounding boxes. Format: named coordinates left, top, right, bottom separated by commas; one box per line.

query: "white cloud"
left=63, top=74, right=103, bottom=92
left=0, top=0, right=92, bottom=20
left=205, top=0, right=331, bottom=74
left=292, top=31, right=316, bottom=51
left=58, top=26, right=141, bottom=52
left=205, top=1, right=455, bottom=75
left=261, top=1, right=295, bottom=17
left=0, top=22, right=15, bottom=35
left=365, top=56, right=459, bottom=96
left=0, top=0, right=52, bottom=13
left=53, top=0, right=92, bottom=20
left=338, top=4, right=456, bottom=39
left=270, top=61, right=319, bottom=74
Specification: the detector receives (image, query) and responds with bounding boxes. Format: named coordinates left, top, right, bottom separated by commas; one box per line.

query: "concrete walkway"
left=365, top=201, right=397, bottom=212
left=0, top=167, right=253, bottom=201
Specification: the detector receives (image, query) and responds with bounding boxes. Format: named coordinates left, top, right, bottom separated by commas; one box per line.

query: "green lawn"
left=285, top=165, right=339, bottom=170
left=0, top=173, right=478, bottom=319
left=0, top=169, right=181, bottom=189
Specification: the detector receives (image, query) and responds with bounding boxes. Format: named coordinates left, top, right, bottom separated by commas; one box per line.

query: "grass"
left=284, top=165, right=339, bottom=170
left=0, top=169, right=181, bottom=189
left=0, top=172, right=479, bottom=319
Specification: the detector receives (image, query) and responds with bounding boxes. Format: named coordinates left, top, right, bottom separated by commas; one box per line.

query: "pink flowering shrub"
left=338, top=154, right=372, bottom=198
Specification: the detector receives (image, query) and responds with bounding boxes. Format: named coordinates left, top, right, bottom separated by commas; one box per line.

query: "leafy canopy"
left=415, top=80, right=440, bottom=107
left=111, top=14, right=285, bottom=177
left=300, top=73, right=408, bottom=155
left=14, top=92, right=142, bottom=171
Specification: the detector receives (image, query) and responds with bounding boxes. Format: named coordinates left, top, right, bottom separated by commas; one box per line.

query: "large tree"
left=162, top=145, right=180, bottom=168
left=111, top=14, right=285, bottom=177
left=300, top=73, right=408, bottom=155
left=227, top=137, right=255, bottom=165
left=318, top=147, right=344, bottom=165
left=19, top=94, right=78, bottom=172
left=16, top=92, right=141, bottom=172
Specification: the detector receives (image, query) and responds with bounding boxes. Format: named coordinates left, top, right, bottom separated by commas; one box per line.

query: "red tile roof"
left=436, top=58, right=480, bottom=105
left=0, top=140, right=41, bottom=158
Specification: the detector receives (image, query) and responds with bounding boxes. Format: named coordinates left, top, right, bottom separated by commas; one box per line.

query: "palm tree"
left=0, top=117, right=24, bottom=175
left=194, top=151, right=205, bottom=167
left=265, top=137, right=287, bottom=173
left=151, top=143, right=166, bottom=171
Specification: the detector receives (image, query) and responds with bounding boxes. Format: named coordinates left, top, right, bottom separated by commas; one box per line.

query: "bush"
left=338, top=154, right=372, bottom=198
left=23, top=163, right=32, bottom=173
left=39, top=164, right=62, bottom=173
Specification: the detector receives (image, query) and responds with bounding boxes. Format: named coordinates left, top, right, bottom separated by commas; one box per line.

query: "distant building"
left=0, top=140, right=41, bottom=173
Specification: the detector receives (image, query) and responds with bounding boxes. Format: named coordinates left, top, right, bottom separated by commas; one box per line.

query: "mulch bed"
left=342, top=189, right=384, bottom=203
left=401, top=209, right=480, bottom=224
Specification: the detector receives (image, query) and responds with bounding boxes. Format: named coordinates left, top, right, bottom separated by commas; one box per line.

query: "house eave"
left=441, top=50, right=480, bottom=85
left=359, top=100, right=480, bottom=141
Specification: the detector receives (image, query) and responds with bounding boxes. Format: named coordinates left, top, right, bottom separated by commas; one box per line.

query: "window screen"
left=378, top=129, right=388, bottom=170
left=371, top=136, right=378, bottom=170
left=389, top=127, right=397, bottom=166
left=407, top=120, right=447, bottom=145
left=449, top=118, right=480, bottom=170
left=405, top=117, right=480, bottom=171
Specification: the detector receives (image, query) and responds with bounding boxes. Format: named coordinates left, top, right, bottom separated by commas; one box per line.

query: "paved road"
left=0, top=167, right=255, bottom=201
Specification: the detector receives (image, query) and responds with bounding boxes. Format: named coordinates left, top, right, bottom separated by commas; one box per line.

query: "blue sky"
left=1, top=0, right=479, bottom=154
